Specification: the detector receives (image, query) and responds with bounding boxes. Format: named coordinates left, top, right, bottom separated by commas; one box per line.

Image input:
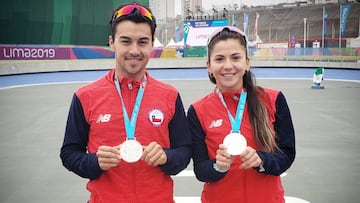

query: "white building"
left=149, top=0, right=177, bottom=24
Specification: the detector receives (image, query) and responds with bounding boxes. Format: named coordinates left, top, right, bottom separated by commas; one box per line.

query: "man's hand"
left=142, top=142, right=167, bottom=166
left=96, top=145, right=121, bottom=171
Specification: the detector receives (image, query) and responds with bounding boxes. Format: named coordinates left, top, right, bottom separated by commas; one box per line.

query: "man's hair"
left=109, top=3, right=157, bottom=41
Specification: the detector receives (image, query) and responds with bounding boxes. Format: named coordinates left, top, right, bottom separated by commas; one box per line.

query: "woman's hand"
left=239, top=146, right=262, bottom=169
left=215, top=144, right=234, bottom=171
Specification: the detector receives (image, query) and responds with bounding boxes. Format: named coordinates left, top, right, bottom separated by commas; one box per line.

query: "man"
left=60, top=3, right=191, bottom=202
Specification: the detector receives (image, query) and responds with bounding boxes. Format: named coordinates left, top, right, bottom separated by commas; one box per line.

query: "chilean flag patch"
left=148, top=109, right=164, bottom=127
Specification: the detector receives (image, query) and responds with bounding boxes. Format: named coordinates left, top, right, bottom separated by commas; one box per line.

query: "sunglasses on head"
left=207, top=26, right=248, bottom=48
left=113, top=4, right=153, bottom=21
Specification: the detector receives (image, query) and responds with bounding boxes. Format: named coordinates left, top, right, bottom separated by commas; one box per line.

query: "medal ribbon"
left=216, top=88, right=247, bottom=133
left=114, top=74, right=146, bottom=139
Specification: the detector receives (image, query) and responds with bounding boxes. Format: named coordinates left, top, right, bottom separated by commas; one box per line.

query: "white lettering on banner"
left=2, top=47, right=56, bottom=59
left=195, top=34, right=209, bottom=40
left=194, top=21, right=209, bottom=27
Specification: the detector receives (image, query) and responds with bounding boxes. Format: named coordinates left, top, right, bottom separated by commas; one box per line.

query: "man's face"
left=109, top=20, right=153, bottom=80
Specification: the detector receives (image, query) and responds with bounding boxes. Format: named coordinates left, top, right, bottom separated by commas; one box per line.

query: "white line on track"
left=1, top=77, right=359, bottom=90
left=173, top=196, right=310, bottom=203
left=175, top=170, right=288, bottom=178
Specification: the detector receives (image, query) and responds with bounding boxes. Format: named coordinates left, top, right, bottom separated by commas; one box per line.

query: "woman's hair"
left=109, top=3, right=157, bottom=42
left=207, top=27, right=278, bottom=153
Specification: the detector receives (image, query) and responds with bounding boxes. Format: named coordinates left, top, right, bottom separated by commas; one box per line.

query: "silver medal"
left=223, top=132, right=247, bottom=155
left=120, top=139, right=143, bottom=163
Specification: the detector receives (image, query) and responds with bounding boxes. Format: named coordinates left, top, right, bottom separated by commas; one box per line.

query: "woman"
left=187, top=26, right=296, bottom=203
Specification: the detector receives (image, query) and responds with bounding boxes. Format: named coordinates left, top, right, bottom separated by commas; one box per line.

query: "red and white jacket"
left=187, top=87, right=295, bottom=203
left=61, top=70, right=191, bottom=203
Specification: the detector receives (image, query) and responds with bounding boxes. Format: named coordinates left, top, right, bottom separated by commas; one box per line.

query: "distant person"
left=60, top=3, right=191, bottom=202
left=187, top=26, right=296, bottom=203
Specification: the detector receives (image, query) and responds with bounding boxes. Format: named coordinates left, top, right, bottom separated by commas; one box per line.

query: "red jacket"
left=60, top=70, right=191, bottom=203
left=188, top=88, right=295, bottom=203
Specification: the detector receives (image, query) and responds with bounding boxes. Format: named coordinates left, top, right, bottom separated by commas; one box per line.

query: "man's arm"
left=159, top=94, right=192, bottom=175
left=60, top=94, right=103, bottom=180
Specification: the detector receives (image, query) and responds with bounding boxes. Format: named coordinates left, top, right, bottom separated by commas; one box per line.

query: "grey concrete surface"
left=0, top=79, right=359, bottom=203
left=1, top=58, right=359, bottom=75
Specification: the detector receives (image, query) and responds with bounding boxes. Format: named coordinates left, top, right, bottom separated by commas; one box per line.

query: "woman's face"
left=207, top=38, right=250, bottom=92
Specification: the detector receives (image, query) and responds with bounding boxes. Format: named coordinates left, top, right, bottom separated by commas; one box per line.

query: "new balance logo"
left=209, top=119, right=223, bottom=128
left=96, top=114, right=111, bottom=123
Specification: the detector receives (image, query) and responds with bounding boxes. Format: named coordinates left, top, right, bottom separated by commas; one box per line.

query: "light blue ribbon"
left=217, top=88, right=247, bottom=133
left=114, top=75, right=146, bottom=139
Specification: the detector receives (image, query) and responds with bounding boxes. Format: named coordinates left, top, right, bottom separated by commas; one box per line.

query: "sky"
left=202, top=0, right=297, bottom=10
left=175, top=0, right=296, bottom=16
